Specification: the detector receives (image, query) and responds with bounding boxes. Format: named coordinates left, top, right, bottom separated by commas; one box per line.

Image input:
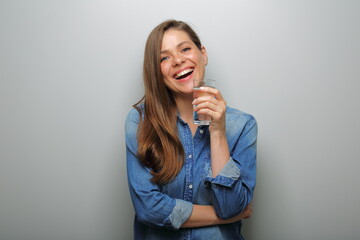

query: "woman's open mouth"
left=174, top=68, right=194, bottom=80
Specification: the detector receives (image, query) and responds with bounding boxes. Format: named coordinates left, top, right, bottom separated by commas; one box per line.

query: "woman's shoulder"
left=126, top=103, right=144, bottom=124
left=226, top=106, right=256, bottom=123
left=225, top=106, right=257, bottom=135
left=125, top=105, right=144, bottom=138
left=126, top=107, right=140, bottom=122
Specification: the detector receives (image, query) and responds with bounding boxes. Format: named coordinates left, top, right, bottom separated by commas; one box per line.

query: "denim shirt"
left=125, top=105, right=257, bottom=240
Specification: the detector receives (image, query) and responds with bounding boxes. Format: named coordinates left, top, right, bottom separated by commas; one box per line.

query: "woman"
left=125, top=20, right=257, bottom=239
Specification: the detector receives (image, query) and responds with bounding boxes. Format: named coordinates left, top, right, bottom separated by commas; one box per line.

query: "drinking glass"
left=193, top=79, right=216, bottom=125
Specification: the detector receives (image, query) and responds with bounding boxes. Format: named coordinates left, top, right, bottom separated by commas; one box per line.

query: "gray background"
left=1, top=0, right=359, bottom=239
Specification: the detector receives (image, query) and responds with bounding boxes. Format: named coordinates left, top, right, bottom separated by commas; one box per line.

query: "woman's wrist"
left=209, top=126, right=228, bottom=143
left=209, top=127, right=226, bottom=138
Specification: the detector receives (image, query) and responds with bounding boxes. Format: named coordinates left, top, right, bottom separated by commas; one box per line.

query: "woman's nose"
left=173, top=54, right=185, bottom=66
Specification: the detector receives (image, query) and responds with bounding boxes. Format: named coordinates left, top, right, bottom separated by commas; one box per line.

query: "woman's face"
left=160, top=29, right=207, bottom=96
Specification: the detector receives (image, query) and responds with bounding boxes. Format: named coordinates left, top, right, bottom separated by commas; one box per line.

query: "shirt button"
left=188, top=154, right=192, bottom=158
left=199, top=129, right=204, bottom=134
left=189, top=184, right=193, bottom=189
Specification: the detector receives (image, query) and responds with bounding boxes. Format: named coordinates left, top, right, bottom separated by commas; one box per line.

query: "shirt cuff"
left=204, top=157, right=241, bottom=188
left=168, top=199, right=193, bottom=230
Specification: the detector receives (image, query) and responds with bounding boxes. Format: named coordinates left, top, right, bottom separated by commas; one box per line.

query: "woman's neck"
left=174, top=93, right=198, bottom=136
left=174, top=93, right=194, bottom=123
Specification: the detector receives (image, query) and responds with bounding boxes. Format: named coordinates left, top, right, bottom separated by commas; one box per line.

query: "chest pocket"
left=200, top=151, right=211, bottom=179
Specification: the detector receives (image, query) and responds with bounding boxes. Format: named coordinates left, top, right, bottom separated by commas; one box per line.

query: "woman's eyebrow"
left=161, top=41, right=192, bottom=54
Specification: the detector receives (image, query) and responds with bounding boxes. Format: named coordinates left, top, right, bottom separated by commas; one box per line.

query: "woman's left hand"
left=192, top=87, right=227, bottom=134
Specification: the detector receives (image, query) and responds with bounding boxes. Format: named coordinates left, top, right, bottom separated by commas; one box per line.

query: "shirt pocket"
left=200, top=151, right=211, bottom=179
left=196, top=150, right=213, bottom=205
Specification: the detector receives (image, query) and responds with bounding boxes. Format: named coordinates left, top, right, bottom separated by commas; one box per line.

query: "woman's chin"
left=172, top=89, right=193, bottom=97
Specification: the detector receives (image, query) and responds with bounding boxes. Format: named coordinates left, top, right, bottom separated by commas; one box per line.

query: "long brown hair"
left=133, top=20, right=203, bottom=184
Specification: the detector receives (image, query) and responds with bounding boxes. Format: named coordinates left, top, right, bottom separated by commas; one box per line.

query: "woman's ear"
left=201, top=46, right=208, bottom=66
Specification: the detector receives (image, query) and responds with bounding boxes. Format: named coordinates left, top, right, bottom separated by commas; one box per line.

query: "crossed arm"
left=181, top=203, right=252, bottom=228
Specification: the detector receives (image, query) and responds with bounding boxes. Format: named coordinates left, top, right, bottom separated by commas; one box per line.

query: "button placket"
left=183, top=124, right=194, bottom=203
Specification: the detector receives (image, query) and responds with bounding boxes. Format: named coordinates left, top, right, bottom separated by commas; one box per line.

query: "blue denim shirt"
left=125, top=105, right=257, bottom=240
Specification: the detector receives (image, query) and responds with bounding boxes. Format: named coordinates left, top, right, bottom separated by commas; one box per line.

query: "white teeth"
left=175, top=68, right=193, bottom=78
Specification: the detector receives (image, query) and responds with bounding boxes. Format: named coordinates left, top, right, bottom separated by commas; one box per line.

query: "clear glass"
left=193, top=79, right=216, bottom=125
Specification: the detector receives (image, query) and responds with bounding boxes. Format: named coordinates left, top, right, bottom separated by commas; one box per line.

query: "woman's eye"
left=160, top=56, right=169, bottom=62
left=182, top=47, right=191, bottom=52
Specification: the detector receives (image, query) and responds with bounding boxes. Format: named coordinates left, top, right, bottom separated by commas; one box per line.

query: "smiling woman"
left=160, top=29, right=207, bottom=96
left=125, top=19, right=258, bottom=240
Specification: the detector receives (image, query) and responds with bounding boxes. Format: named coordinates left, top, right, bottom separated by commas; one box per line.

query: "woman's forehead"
left=161, top=30, right=193, bottom=51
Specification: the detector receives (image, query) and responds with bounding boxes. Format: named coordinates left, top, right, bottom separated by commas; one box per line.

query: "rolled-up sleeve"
left=125, top=108, right=193, bottom=230
left=204, top=157, right=241, bottom=188
left=168, top=199, right=193, bottom=229
left=204, top=115, right=257, bottom=219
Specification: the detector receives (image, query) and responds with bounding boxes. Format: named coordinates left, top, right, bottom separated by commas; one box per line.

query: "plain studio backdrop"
left=1, top=0, right=359, bottom=239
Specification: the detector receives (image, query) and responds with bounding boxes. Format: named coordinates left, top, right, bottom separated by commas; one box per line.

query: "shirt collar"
left=176, top=113, right=188, bottom=125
